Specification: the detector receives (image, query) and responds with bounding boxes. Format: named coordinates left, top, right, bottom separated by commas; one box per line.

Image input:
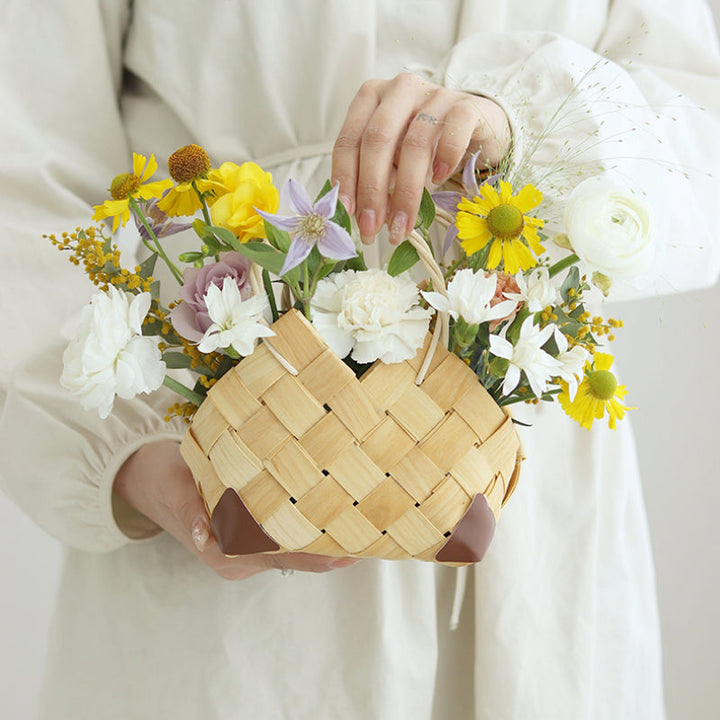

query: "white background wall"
left=1, top=5, right=720, bottom=719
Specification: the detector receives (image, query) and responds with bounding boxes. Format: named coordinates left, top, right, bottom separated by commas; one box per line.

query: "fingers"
left=333, top=74, right=511, bottom=247
left=331, top=79, right=381, bottom=220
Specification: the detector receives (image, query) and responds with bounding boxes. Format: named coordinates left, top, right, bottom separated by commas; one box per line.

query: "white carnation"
left=60, top=288, right=166, bottom=418
left=564, top=176, right=654, bottom=283
left=311, top=269, right=431, bottom=364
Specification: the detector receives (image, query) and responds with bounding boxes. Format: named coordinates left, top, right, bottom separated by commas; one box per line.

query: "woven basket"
left=180, top=234, right=523, bottom=566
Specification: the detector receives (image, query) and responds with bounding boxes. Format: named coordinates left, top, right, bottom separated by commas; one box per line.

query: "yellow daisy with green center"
left=558, top=352, right=633, bottom=430
left=92, top=153, right=173, bottom=232
left=456, top=180, right=545, bottom=274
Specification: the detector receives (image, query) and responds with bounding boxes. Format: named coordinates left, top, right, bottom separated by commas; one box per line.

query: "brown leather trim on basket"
left=434, top=493, right=496, bottom=564
left=210, top=488, right=280, bottom=556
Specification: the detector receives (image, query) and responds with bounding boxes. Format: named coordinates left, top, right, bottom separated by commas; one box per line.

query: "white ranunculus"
left=311, top=269, right=431, bottom=364
left=197, top=277, right=274, bottom=355
left=564, top=176, right=654, bottom=282
left=422, top=268, right=517, bottom=325
left=505, top=267, right=558, bottom=313
left=60, top=287, right=166, bottom=418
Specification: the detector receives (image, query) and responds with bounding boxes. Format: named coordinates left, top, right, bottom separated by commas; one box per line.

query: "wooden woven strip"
left=179, top=309, right=523, bottom=564
left=359, top=416, right=416, bottom=472
left=261, top=374, right=326, bottom=437
left=356, top=476, right=417, bottom=531
left=232, top=343, right=286, bottom=396
left=298, top=413, right=355, bottom=469
left=264, top=438, right=326, bottom=498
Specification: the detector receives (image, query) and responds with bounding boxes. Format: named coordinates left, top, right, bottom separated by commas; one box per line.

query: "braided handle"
left=253, top=229, right=451, bottom=384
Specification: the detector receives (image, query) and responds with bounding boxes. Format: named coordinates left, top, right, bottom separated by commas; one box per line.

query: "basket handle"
left=251, top=229, right=451, bottom=384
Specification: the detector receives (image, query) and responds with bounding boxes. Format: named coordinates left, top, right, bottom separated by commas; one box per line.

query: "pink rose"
left=170, top=252, right=252, bottom=343
left=488, top=272, right=521, bottom=331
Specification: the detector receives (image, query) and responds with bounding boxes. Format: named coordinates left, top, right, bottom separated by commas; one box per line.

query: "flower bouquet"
left=50, top=131, right=651, bottom=565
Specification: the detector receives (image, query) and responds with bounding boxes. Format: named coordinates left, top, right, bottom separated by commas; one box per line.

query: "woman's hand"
left=113, top=440, right=358, bottom=580
left=331, top=73, right=511, bottom=245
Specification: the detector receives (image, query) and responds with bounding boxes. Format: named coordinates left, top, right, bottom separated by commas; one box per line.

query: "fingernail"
left=389, top=212, right=408, bottom=245
left=358, top=209, right=376, bottom=244
left=331, top=558, right=360, bottom=569
left=191, top=517, right=210, bottom=552
left=432, top=161, right=450, bottom=184
left=339, top=193, right=354, bottom=215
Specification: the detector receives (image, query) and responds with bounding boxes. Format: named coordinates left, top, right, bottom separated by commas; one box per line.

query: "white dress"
left=1, top=1, right=719, bottom=718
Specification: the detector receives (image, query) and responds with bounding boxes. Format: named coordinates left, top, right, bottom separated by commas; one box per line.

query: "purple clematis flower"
left=432, top=151, right=499, bottom=254
left=255, top=179, right=357, bottom=276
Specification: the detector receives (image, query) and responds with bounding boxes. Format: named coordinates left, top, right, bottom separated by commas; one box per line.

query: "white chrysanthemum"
left=60, top=287, right=166, bottom=419
left=311, top=269, right=431, bottom=364
left=489, top=316, right=561, bottom=398
left=505, top=267, right=558, bottom=313
left=422, top=268, right=517, bottom=325
left=198, top=277, right=274, bottom=355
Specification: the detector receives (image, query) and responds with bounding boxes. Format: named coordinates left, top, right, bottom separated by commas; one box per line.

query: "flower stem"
left=548, top=253, right=579, bottom=279
left=129, top=197, right=184, bottom=284
left=163, top=375, right=205, bottom=406
left=263, top=269, right=279, bottom=322
left=192, top=180, right=212, bottom=226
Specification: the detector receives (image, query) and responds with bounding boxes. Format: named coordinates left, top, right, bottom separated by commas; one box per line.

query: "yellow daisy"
left=456, top=180, right=545, bottom=275
left=558, top=352, right=634, bottom=430
left=92, top=153, right=173, bottom=233
left=157, top=144, right=213, bottom=217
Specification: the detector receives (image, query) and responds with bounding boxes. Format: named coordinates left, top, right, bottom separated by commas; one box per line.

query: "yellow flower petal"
left=513, top=184, right=543, bottom=213
left=594, top=352, right=614, bottom=372
left=522, top=224, right=545, bottom=255
left=497, top=180, right=513, bottom=204
left=157, top=183, right=202, bottom=217
left=503, top=238, right=537, bottom=275
left=487, top=238, right=503, bottom=269
left=479, top=183, right=501, bottom=208
left=136, top=178, right=174, bottom=201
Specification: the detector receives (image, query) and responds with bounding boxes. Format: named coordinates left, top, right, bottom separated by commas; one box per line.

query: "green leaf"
left=344, top=250, right=367, bottom=272
left=208, top=225, right=243, bottom=250
left=264, top=220, right=291, bottom=252
left=230, top=241, right=285, bottom=275
left=560, top=266, right=580, bottom=302
left=315, top=180, right=333, bottom=203
left=162, top=352, right=194, bottom=369
left=387, top=240, right=420, bottom=277
left=192, top=218, right=212, bottom=240
left=149, top=280, right=161, bottom=301
left=415, top=187, right=436, bottom=232
left=137, top=252, right=158, bottom=280
left=331, top=192, right=352, bottom=234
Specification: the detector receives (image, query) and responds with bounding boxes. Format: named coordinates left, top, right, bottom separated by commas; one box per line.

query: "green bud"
left=552, top=233, right=573, bottom=251
left=489, top=357, right=510, bottom=377
left=591, top=271, right=612, bottom=297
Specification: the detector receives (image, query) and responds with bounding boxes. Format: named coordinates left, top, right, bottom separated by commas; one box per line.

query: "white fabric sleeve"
left=0, top=1, right=184, bottom=551
left=0, top=345, right=186, bottom=551
left=432, top=0, right=720, bottom=299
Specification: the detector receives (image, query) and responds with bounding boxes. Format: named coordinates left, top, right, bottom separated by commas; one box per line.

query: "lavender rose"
left=170, top=252, right=253, bottom=343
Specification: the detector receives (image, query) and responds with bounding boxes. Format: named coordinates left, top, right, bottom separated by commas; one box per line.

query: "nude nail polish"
left=358, top=209, right=376, bottom=244
left=191, top=518, right=210, bottom=552
left=389, top=212, right=408, bottom=244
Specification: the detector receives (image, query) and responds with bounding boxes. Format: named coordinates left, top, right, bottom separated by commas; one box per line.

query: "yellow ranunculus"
left=206, top=162, right=279, bottom=242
